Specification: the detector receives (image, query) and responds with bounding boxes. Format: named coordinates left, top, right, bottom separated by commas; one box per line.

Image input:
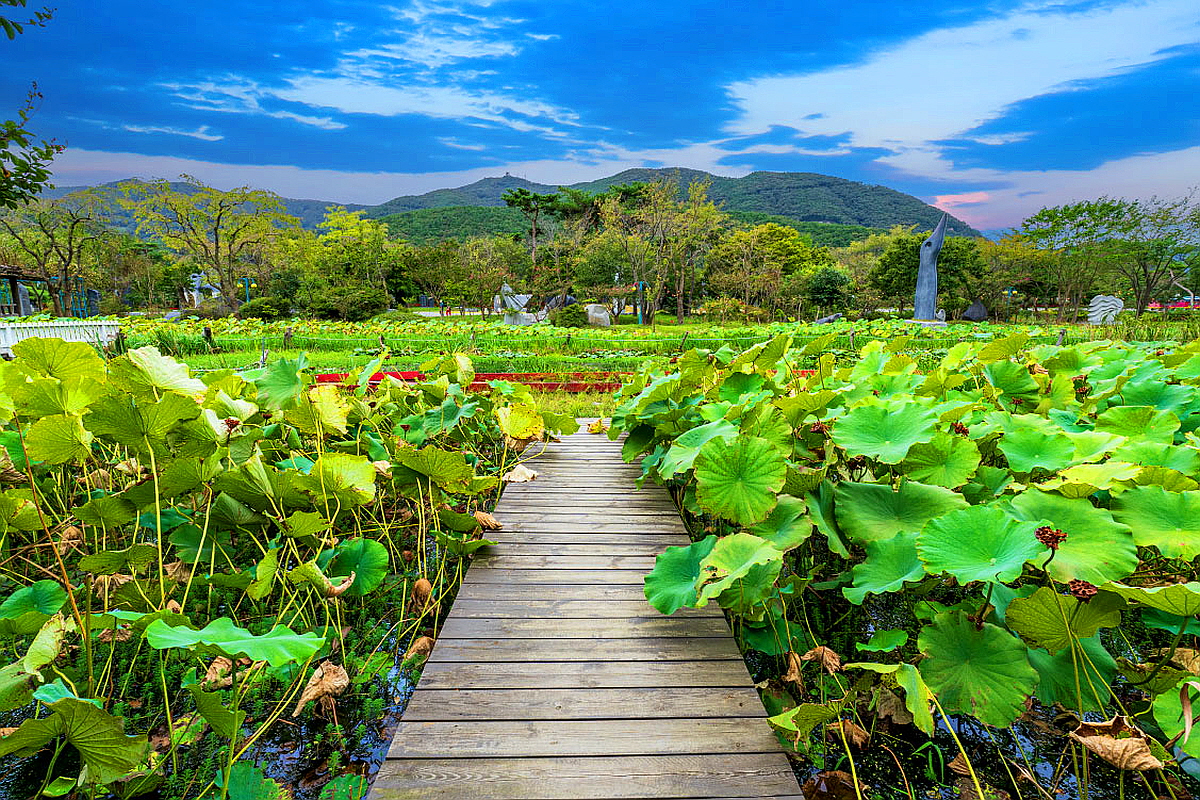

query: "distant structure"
left=1087, top=295, right=1124, bottom=325
left=913, top=213, right=947, bottom=322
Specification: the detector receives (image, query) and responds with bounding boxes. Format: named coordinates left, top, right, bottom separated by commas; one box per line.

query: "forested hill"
left=365, top=168, right=980, bottom=236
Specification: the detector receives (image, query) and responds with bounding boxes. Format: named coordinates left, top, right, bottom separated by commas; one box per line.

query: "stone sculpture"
left=963, top=300, right=989, bottom=322
left=1087, top=295, right=1124, bottom=325
left=914, top=214, right=948, bottom=322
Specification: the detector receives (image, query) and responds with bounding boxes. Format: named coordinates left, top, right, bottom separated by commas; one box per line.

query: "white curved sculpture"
left=1087, top=295, right=1124, bottom=325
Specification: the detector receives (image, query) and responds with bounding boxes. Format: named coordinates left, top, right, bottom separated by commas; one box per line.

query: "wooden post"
left=283, top=326, right=293, bottom=350
left=849, top=330, right=856, bottom=351
left=203, top=326, right=213, bottom=349
left=114, top=328, right=126, bottom=355
left=7, top=277, right=17, bottom=316
left=1056, top=328, right=1066, bottom=346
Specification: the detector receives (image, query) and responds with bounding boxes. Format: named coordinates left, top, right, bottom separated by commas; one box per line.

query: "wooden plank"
left=389, top=718, right=782, bottom=758
left=473, top=554, right=657, bottom=570
left=476, top=544, right=671, bottom=556
left=427, top=637, right=744, bottom=663
left=371, top=755, right=800, bottom=800
left=402, top=686, right=765, bottom=721
left=497, top=521, right=687, bottom=532
left=439, top=616, right=731, bottom=639
left=416, top=659, right=753, bottom=689
left=449, top=599, right=720, bottom=619
left=453, top=584, right=653, bottom=601
left=464, top=569, right=649, bottom=584
left=483, top=533, right=685, bottom=546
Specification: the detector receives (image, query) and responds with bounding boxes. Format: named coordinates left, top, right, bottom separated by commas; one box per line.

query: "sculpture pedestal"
left=906, top=319, right=947, bottom=328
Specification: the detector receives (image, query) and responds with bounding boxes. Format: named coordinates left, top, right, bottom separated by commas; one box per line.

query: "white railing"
left=0, top=321, right=121, bottom=357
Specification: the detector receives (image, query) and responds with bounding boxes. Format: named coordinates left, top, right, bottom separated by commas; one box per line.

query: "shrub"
left=550, top=303, right=588, bottom=328
left=188, top=298, right=236, bottom=319
left=237, top=296, right=293, bottom=320
left=305, top=286, right=392, bottom=321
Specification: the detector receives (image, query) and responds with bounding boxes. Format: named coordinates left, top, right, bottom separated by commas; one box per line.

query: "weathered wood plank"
left=438, top=615, right=731, bottom=639
left=463, top=568, right=650, bottom=584
left=416, top=659, right=753, bottom=689
left=388, top=718, right=783, bottom=758
left=427, top=637, right=745, bottom=663
left=402, top=687, right=764, bottom=721
left=473, top=554, right=658, bottom=570
left=371, top=755, right=801, bottom=800
left=448, top=599, right=719, bottom=619
left=476, top=544, right=672, bottom=556
left=452, top=584, right=652, bottom=601
left=483, top=533, right=684, bottom=546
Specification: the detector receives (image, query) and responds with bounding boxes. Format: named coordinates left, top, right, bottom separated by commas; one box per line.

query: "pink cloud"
left=934, top=191, right=990, bottom=209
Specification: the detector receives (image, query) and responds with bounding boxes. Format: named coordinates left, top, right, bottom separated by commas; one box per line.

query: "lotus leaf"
left=144, top=617, right=324, bottom=667
left=831, top=400, right=937, bottom=464
left=1, top=580, right=66, bottom=618
left=286, top=384, right=349, bottom=436
left=902, top=432, right=980, bottom=488
left=808, top=481, right=849, bottom=557
left=643, top=535, right=717, bottom=615
left=1095, top=405, right=1179, bottom=440
left=843, top=532, right=925, bottom=605
left=1110, top=486, right=1200, bottom=559
left=834, top=480, right=967, bottom=545
left=1005, top=586, right=1124, bottom=653
left=693, top=436, right=785, bottom=524
left=246, top=549, right=279, bottom=601
left=1141, top=608, right=1200, bottom=636
left=982, top=359, right=1039, bottom=399
left=1039, top=461, right=1141, bottom=496
left=301, top=453, right=377, bottom=509
left=767, top=701, right=840, bottom=737
left=917, top=611, right=1038, bottom=727
left=497, top=402, right=545, bottom=441
left=218, top=761, right=290, bottom=800
left=1103, top=582, right=1200, bottom=617
left=917, top=505, right=1041, bottom=584
left=997, top=427, right=1075, bottom=474
left=657, top=419, right=738, bottom=477
left=747, top=495, right=811, bottom=552
left=1152, top=680, right=1200, bottom=759
left=320, top=538, right=389, bottom=597
left=857, top=629, right=908, bottom=652
left=248, top=353, right=309, bottom=411
left=977, top=332, right=1029, bottom=362
left=695, top=532, right=782, bottom=607
left=1002, top=489, right=1137, bottom=584
left=24, top=413, right=93, bottom=465
left=0, top=698, right=148, bottom=784
left=184, top=673, right=246, bottom=739
left=844, top=661, right=934, bottom=734
left=78, top=545, right=158, bottom=575
left=391, top=446, right=474, bottom=494
left=1121, top=379, right=1196, bottom=412
left=1026, top=634, right=1117, bottom=713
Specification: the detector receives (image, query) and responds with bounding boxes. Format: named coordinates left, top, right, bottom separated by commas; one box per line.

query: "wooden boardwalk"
left=371, top=428, right=802, bottom=800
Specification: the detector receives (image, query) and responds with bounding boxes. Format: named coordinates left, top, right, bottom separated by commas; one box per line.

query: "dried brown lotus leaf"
left=825, top=719, right=869, bottom=748
left=502, top=464, right=538, bottom=483
left=327, top=572, right=356, bottom=598
left=801, top=645, right=842, bottom=674
left=405, top=636, right=435, bottom=660
left=1068, top=716, right=1164, bottom=771
left=164, top=561, right=191, bottom=583
left=203, top=657, right=234, bottom=689
left=292, top=661, right=350, bottom=717
left=875, top=687, right=913, bottom=726
left=587, top=419, right=608, bottom=434
left=412, top=578, right=433, bottom=609
left=474, top=510, right=502, bottom=530
left=782, top=651, right=803, bottom=685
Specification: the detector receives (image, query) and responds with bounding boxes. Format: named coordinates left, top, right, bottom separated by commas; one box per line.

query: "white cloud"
left=726, top=0, right=1200, bottom=180
left=122, top=124, right=224, bottom=142
left=347, top=33, right=519, bottom=70
left=163, top=79, right=349, bottom=130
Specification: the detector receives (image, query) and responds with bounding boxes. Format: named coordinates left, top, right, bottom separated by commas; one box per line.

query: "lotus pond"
left=616, top=331, right=1200, bottom=798
left=0, top=341, right=575, bottom=800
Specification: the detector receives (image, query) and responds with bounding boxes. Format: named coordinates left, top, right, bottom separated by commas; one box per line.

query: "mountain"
left=43, top=181, right=366, bottom=230
left=365, top=168, right=980, bottom=236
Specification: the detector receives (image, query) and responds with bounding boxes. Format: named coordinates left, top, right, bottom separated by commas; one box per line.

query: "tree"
left=1018, top=199, right=1126, bottom=320
left=2, top=2, right=61, bottom=209
left=120, top=176, right=298, bottom=307
left=445, top=236, right=527, bottom=317
left=804, top=267, right=852, bottom=314
left=709, top=222, right=834, bottom=318
left=0, top=192, right=106, bottom=314
left=867, top=231, right=982, bottom=316
left=503, top=188, right=560, bottom=269
left=1096, top=196, right=1200, bottom=315
left=973, top=236, right=1051, bottom=319
left=403, top=240, right=461, bottom=311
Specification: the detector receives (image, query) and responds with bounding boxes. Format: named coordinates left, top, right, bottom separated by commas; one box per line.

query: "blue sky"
left=5, top=0, right=1199, bottom=227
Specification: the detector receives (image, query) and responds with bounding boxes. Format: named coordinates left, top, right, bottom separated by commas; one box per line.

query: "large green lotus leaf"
left=843, top=531, right=925, bottom=605
left=767, top=702, right=840, bottom=738
left=747, top=495, right=811, bottom=552
left=144, top=617, right=324, bottom=667
left=857, top=629, right=909, bottom=652
left=1026, top=634, right=1116, bottom=713
left=902, top=431, right=981, bottom=488
left=0, top=580, right=66, bottom=619
left=846, top=661, right=935, bottom=734
left=109, top=346, right=207, bottom=398
left=918, top=505, right=1041, bottom=584
left=917, top=611, right=1038, bottom=727
left=245, top=548, right=279, bottom=601
left=1121, top=379, right=1196, bottom=412
left=184, top=674, right=246, bottom=739
left=1141, top=608, right=1200, bottom=636
left=392, top=445, right=474, bottom=493
left=1003, top=490, right=1137, bottom=584
left=832, top=400, right=938, bottom=464
left=728, top=332, right=792, bottom=374
left=247, top=353, right=309, bottom=411
left=644, top=535, right=717, bottom=615
left=718, top=372, right=765, bottom=403
left=740, top=404, right=793, bottom=456
left=1095, top=405, right=1180, bottom=440
left=834, top=480, right=968, bottom=545
left=1113, top=440, right=1200, bottom=474
left=11, top=376, right=104, bottom=418
left=1110, top=485, right=1200, bottom=560
left=1039, top=461, right=1141, bottom=497
left=168, top=524, right=233, bottom=566
left=85, top=391, right=200, bottom=451
left=658, top=419, right=738, bottom=477
left=300, top=453, right=377, bottom=509
left=11, top=338, right=105, bottom=382
left=218, top=761, right=290, bottom=800
left=1065, top=430, right=1127, bottom=463
left=24, top=413, right=92, bottom=464
left=78, top=544, right=158, bottom=575
left=961, top=465, right=1015, bottom=505
left=694, top=436, right=785, bottom=524
left=808, top=481, right=850, bottom=557
left=1005, top=586, right=1124, bottom=653
left=977, top=332, right=1030, bottom=363
left=209, top=493, right=269, bottom=530
left=286, top=384, right=349, bottom=436
left=0, top=698, right=148, bottom=784
left=997, top=427, right=1075, bottom=474
left=982, top=359, right=1039, bottom=399
left=1103, top=582, right=1200, bottom=617
left=1153, top=681, right=1200, bottom=759
left=319, top=538, right=389, bottom=597
left=496, top=402, right=545, bottom=440
left=695, top=533, right=782, bottom=607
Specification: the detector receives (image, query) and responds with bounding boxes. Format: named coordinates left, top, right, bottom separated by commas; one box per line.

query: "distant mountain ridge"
left=42, top=168, right=979, bottom=237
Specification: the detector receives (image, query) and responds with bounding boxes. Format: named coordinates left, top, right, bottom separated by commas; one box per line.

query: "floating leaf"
left=832, top=400, right=937, bottom=464
left=843, top=532, right=925, bottom=605
left=1003, top=489, right=1137, bottom=585
left=917, top=611, right=1037, bottom=728
left=0, top=698, right=148, bottom=784
left=695, top=533, right=782, bottom=607
left=1111, top=486, right=1200, bottom=560
left=693, top=436, right=785, bottom=524
left=918, top=505, right=1042, bottom=584
left=857, top=629, right=908, bottom=652
left=144, top=618, right=324, bottom=667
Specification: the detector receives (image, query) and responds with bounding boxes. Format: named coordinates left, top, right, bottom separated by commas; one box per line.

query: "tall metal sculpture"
left=914, top=213, right=947, bottom=322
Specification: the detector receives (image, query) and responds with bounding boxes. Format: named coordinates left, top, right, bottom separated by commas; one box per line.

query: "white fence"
left=0, top=321, right=121, bottom=357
